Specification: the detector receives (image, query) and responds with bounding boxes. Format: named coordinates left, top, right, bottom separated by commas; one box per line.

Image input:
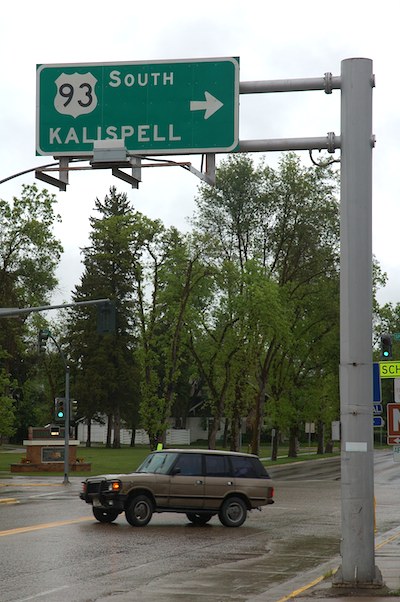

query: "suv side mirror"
left=171, top=467, right=181, bottom=476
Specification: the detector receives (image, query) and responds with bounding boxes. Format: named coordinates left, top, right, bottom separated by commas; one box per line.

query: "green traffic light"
left=57, top=411, right=64, bottom=418
left=381, top=334, right=392, bottom=359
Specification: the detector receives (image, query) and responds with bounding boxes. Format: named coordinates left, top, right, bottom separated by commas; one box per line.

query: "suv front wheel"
left=218, top=496, right=247, bottom=527
left=125, top=494, right=153, bottom=527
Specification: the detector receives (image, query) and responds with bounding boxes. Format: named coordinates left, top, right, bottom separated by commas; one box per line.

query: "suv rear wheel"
left=218, top=496, right=247, bottom=527
left=125, top=494, right=153, bottom=527
left=186, top=512, right=213, bottom=526
left=92, top=508, right=119, bottom=523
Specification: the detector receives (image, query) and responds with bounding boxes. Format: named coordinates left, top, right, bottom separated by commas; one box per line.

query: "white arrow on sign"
left=190, top=91, right=224, bottom=120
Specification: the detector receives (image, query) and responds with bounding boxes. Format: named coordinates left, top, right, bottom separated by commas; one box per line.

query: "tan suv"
left=80, top=448, right=274, bottom=527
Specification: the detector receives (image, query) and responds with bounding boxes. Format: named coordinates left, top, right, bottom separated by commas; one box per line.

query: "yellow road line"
left=375, top=529, right=400, bottom=549
left=0, top=516, right=92, bottom=537
left=275, top=575, right=326, bottom=602
left=0, top=498, right=19, bottom=504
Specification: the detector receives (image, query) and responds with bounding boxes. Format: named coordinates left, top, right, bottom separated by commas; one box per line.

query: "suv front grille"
left=86, top=479, right=107, bottom=496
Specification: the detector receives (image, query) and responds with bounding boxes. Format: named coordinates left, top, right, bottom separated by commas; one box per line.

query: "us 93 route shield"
left=36, top=57, right=239, bottom=156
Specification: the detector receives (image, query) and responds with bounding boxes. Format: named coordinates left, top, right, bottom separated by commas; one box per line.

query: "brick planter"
left=10, top=437, right=90, bottom=473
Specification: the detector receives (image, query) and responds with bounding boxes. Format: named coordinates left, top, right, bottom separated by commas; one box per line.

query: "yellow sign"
left=380, top=361, right=400, bottom=378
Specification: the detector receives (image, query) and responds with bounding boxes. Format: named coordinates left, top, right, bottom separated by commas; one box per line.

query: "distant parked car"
left=80, top=448, right=275, bottom=527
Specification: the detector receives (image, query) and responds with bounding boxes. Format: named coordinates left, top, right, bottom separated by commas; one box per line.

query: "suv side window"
left=231, top=456, right=260, bottom=478
left=173, top=453, right=203, bottom=476
left=204, top=454, right=230, bottom=477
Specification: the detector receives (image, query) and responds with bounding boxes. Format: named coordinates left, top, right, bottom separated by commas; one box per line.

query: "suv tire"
left=125, top=494, right=153, bottom=527
left=186, top=512, right=213, bottom=526
left=92, top=508, right=119, bottom=523
left=218, top=496, right=247, bottom=527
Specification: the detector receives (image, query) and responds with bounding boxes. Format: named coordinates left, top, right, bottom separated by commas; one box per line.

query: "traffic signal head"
left=70, top=399, right=78, bottom=422
left=97, top=301, right=116, bottom=334
left=38, top=328, right=50, bottom=353
left=381, top=333, right=392, bottom=359
left=55, top=398, right=65, bottom=421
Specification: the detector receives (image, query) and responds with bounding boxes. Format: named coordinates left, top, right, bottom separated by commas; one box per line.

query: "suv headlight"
left=107, top=480, right=122, bottom=492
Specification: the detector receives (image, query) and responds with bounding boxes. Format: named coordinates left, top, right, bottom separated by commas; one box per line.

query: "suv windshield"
left=136, top=452, right=178, bottom=475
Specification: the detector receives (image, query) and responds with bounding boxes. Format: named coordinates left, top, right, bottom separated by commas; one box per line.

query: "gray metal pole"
left=0, top=298, right=110, bottom=318
left=334, top=58, right=382, bottom=586
left=63, top=364, right=70, bottom=485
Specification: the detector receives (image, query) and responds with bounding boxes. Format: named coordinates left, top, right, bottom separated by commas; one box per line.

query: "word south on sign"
left=36, top=58, right=239, bottom=156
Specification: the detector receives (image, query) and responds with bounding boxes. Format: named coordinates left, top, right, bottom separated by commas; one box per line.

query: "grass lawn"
left=0, top=443, right=340, bottom=478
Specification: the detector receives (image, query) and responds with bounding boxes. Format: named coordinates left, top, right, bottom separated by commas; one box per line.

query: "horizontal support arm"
left=238, top=133, right=340, bottom=153
left=240, top=74, right=341, bottom=94
left=0, top=298, right=110, bottom=318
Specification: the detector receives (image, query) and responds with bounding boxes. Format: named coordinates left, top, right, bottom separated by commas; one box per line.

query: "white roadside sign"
left=393, top=445, right=400, bottom=462
left=395, top=378, right=400, bottom=402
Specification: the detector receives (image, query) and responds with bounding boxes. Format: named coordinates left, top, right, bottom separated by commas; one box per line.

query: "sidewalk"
left=253, top=526, right=400, bottom=601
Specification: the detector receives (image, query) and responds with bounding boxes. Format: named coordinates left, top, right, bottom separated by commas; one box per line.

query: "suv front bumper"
left=80, top=478, right=126, bottom=511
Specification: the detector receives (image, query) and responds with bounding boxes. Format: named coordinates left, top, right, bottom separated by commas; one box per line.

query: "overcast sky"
left=0, top=1, right=398, bottom=306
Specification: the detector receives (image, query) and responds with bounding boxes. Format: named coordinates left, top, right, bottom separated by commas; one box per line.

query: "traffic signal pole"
left=64, top=363, right=70, bottom=485
left=334, top=58, right=382, bottom=586
left=48, top=334, right=70, bottom=484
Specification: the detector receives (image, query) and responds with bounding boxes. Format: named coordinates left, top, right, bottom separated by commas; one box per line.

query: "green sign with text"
left=36, top=57, right=239, bottom=156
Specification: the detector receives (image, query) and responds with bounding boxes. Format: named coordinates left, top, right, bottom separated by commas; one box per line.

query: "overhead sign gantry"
left=29, top=55, right=380, bottom=587
left=33, top=57, right=342, bottom=191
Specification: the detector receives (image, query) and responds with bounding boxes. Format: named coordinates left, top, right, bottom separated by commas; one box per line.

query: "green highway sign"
left=380, top=361, right=400, bottom=379
left=36, top=57, right=239, bottom=156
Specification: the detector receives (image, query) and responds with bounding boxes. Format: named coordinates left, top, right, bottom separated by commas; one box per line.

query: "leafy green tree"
left=188, top=258, right=286, bottom=450
left=0, top=184, right=62, bottom=440
left=0, top=364, right=16, bottom=441
left=193, top=153, right=341, bottom=454
left=67, top=187, right=139, bottom=447
left=0, top=184, right=62, bottom=309
left=135, top=227, right=213, bottom=447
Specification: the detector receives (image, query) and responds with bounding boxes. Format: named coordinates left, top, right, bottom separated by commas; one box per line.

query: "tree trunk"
left=85, top=417, right=91, bottom=447
left=112, top=409, right=121, bottom=448
left=208, top=418, right=220, bottom=449
left=250, top=391, right=265, bottom=455
left=130, top=428, right=136, bottom=447
left=288, top=425, right=298, bottom=458
left=106, top=413, right=113, bottom=448
left=223, top=418, right=229, bottom=448
left=230, top=415, right=241, bottom=452
left=271, top=427, right=279, bottom=461
left=317, top=420, right=324, bottom=454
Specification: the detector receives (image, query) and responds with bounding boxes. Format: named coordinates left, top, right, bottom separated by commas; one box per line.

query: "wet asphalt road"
left=1, top=451, right=399, bottom=601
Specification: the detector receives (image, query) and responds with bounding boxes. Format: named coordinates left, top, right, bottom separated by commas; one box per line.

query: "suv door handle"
left=227, top=481, right=233, bottom=486
left=195, top=480, right=203, bottom=485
